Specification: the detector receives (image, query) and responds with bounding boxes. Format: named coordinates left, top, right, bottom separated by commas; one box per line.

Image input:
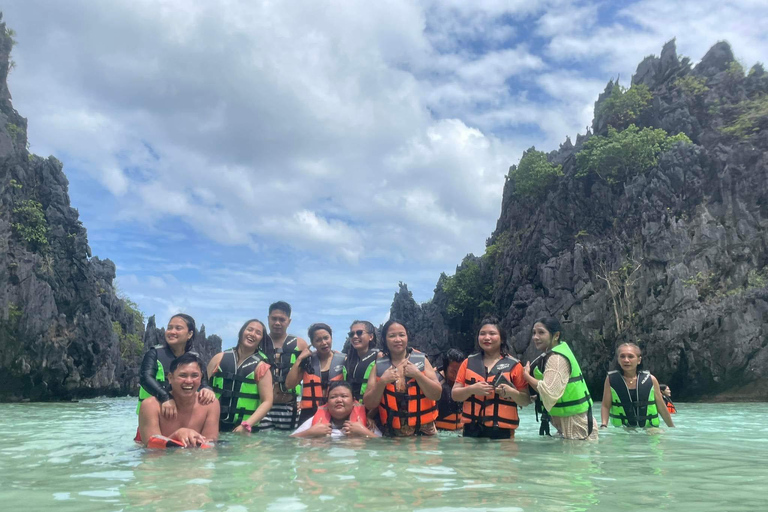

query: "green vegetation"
left=441, top=259, right=493, bottom=320
left=484, top=232, right=509, bottom=260
left=575, top=125, right=691, bottom=184
left=9, top=179, right=21, bottom=189
left=509, top=148, right=563, bottom=197
left=5, top=27, right=17, bottom=71
left=12, top=199, right=49, bottom=251
left=674, top=75, right=709, bottom=97
left=597, top=83, right=652, bottom=129
left=115, top=298, right=145, bottom=359
left=721, top=95, right=768, bottom=139
left=6, top=122, right=20, bottom=141
left=1, top=303, right=22, bottom=346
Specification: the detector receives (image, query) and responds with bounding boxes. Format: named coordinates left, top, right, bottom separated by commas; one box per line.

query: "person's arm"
left=404, top=358, right=442, bottom=401
left=140, top=348, right=170, bottom=403
left=291, top=417, right=332, bottom=438
left=652, top=376, right=675, bottom=427
left=201, top=400, right=220, bottom=441
left=197, top=354, right=221, bottom=405
left=526, top=354, right=570, bottom=412
left=285, top=349, right=312, bottom=390
left=138, top=397, right=162, bottom=446
left=601, top=376, right=612, bottom=428
left=452, top=359, right=493, bottom=401
left=363, top=364, right=397, bottom=410
left=234, top=364, right=274, bottom=432
left=343, top=420, right=378, bottom=438
left=499, top=364, right=531, bottom=406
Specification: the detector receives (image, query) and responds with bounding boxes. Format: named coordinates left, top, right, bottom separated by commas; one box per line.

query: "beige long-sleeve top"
left=537, top=353, right=598, bottom=440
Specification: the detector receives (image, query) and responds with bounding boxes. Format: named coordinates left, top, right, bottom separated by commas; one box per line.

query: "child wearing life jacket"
left=292, top=381, right=381, bottom=438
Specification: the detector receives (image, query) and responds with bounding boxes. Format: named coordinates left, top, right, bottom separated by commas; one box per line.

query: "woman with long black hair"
left=344, top=320, right=379, bottom=401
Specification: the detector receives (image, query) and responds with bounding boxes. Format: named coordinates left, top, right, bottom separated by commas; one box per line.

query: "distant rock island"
left=391, top=40, right=768, bottom=401
left=0, top=15, right=220, bottom=401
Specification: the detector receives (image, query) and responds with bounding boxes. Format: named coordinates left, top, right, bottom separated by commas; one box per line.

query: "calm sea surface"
left=0, top=398, right=765, bottom=511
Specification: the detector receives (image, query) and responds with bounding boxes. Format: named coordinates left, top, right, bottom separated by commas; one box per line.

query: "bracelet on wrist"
left=240, top=422, right=252, bottom=432
left=600, top=424, right=607, bottom=428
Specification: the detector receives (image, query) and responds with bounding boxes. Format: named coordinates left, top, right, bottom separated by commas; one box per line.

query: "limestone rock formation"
left=0, top=16, right=220, bottom=400
left=392, top=40, right=768, bottom=401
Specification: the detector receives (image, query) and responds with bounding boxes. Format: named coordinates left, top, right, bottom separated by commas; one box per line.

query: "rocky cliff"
left=392, top=40, right=768, bottom=401
left=0, top=16, right=220, bottom=401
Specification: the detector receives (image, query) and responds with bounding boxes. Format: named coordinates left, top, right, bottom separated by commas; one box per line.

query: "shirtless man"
left=259, top=301, right=309, bottom=430
left=139, top=352, right=220, bottom=446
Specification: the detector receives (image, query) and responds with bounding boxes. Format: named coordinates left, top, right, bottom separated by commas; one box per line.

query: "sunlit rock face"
left=392, top=40, right=768, bottom=401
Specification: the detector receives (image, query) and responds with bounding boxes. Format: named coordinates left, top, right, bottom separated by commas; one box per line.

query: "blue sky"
left=3, top=0, right=766, bottom=349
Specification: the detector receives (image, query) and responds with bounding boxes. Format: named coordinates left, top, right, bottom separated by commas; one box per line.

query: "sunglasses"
left=348, top=329, right=369, bottom=338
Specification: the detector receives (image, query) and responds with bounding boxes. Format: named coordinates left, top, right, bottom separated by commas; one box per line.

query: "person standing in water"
left=600, top=343, right=675, bottom=428
left=208, top=319, right=274, bottom=433
left=364, top=319, right=442, bottom=436
left=523, top=317, right=598, bottom=440
left=452, top=318, right=530, bottom=439
left=660, top=384, right=677, bottom=414
left=286, top=323, right=347, bottom=424
left=291, top=381, right=381, bottom=438
left=138, top=353, right=220, bottom=447
left=344, top=320, right=380, bottom=401
left=136, top=314, right=215, bottom=420
left=259, top=301, right=309, bottom=430
left=435, top=348, right=465, bottom=431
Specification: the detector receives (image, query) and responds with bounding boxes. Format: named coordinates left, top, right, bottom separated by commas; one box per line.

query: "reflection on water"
left=0, top=398, right=766, bottom=511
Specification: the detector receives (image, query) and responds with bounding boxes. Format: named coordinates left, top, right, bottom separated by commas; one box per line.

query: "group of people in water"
left=135, top=301, right=676, bottom=448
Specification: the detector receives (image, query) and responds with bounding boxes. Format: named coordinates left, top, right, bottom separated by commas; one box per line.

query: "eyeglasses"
left=348, top=329, right=369, bottom=338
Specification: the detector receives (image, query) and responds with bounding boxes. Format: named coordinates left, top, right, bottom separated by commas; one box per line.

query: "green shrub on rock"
left=575, top=125, right=691, bottom=184
left=12, top=199, right=49, bottom=251
left=597, top=83, right=652, bottom=129
left=509, top=148, right=563, bottom=197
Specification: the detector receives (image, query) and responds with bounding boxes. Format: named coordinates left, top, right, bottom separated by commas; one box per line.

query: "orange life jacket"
left=461, top=353, right=521, bottom=430
left=144, top=434, right=213, bottom=449
left=435, top=373, right=462, bottom=430
left=300, top=352, right=346, bottom=412
left=664, top=396, right=677, bottom=414
left=376, top=350, right=438, bottom=431
left=311, top=404, right=367, bottom=425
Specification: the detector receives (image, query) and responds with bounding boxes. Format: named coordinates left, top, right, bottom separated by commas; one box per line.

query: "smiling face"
left=385, top=323, right=408, bottom=356
left=617, top=344, right=642, bottom=373
left=663, top=387, right=672, bottom=398
left=311, top=328, right=333, bottom=356
left=268, top=309, right=291, bottom=337
left=349, top=323, right=372, bottom=352
left=169, top=362, right=202, bottom=398
left=477, top=323, right=502, bottom=355
left=239, top=321, right=264, bottom=352
left=166, top=316, right=193, bottom=352
left=326, top=385, right=354, bottom=421
left=532, top=322, right=559, bottom=352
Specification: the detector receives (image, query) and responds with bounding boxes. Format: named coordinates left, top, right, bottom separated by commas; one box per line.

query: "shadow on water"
left=0, top=398, right=767, bottom=511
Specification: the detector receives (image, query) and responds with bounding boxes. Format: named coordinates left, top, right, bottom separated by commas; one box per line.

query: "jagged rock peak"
left=695, top=41, right=735, bottom=77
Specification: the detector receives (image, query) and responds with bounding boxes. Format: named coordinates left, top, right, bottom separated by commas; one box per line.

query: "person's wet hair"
left=380, top=319, right=410, bottom=357
left=169, top=313, right=196, bottom=352
left=660, top=384, right=669, bottom=392
left=236, top=318, right=268, bottom=351
left=170, top=352, right=203, bottom=374
left=308, top=323, right=332, bottom=342
left=476, top=316, right=510, bottom=356
left=269, top=301, right=292, bottom=317
left=328, top=380, right=354, bottom=394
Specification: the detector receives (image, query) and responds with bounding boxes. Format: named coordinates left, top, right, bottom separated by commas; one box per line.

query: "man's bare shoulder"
left=140, top=396, right=161, bottom=414
left=295, top=337, right=309, bottom=350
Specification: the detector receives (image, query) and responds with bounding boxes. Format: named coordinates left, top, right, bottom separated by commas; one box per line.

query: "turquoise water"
left=0, top=398, right=766, bottom=511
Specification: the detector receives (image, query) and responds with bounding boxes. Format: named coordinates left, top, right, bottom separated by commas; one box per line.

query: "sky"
left=3, top=0, right=767, bottom=350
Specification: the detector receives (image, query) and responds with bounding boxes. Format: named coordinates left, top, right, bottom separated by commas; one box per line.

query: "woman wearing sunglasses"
left=344, top=320, right=380, bottom=401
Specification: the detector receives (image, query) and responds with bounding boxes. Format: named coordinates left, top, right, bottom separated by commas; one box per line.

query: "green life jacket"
left=609, top=370, right=659, bottom=427
left=136, top=345, right=176, bottom=414
left=532, top=342, right=592, bottom=417
left=212, top=348, right=263, bottom=427
left=260, top=335, right=302, bottom=395
left=345, top=348, right=378, bottom=400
